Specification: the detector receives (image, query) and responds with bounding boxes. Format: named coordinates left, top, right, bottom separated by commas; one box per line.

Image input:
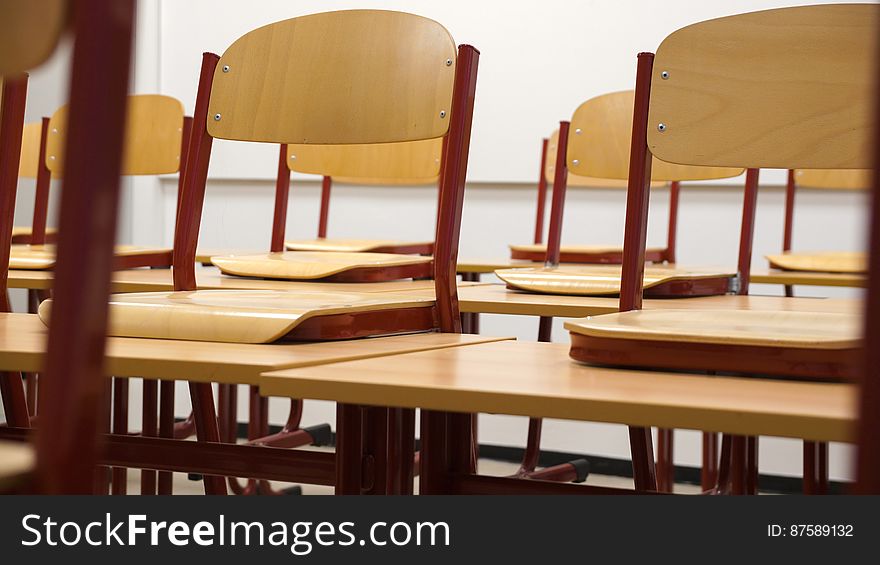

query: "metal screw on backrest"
left=440, top=110, right=447, bottom=118
left=657, top=123, right=666, bottom=132
left=572, top=159, right=580, bottom=166
left=49, top=156, right=55, bottom=160
left=222, top=65, right=230, bottom=73
left=575, top=128, right=582, bottom=135
left=661, top=71, right=669, bottom=79
left=290, top=155, right=296, bottom=161
left=446, top=59, right=452, bottom=66
left=214, top=114, right=222, bottom=121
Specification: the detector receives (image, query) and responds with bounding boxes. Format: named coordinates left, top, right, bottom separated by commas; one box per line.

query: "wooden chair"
left=511, top=128, right=670, bottom=264
left=1, top=0, right=137, bottom=493
left=496, top=90, right=744, bottom=297
left=8, top=94, right=186, bottom=271
left=769, top=168, right=869, bottom=296
left=38, top=9, right=478, bottom=495
left=566, top=4, right=876, bottom=494
left=11, top=121, right=56, bottom=244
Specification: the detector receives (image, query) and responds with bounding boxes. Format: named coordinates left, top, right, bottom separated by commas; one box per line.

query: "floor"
left=122, top=447, right=703, bottom=495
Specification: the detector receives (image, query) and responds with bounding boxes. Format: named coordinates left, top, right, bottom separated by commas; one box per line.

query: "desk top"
left=7, top=267, right=490, bottom=294
left=261, top=340, right=855, bottom=443
left=456, top=258, right=540, bottom=274
left=0, top=440, right=34, bottom=491
left=750, top=268, right=866, bottom=288
left=0, top=313, right=512, bottom=385
left=447, top=284, right=861, bottom=317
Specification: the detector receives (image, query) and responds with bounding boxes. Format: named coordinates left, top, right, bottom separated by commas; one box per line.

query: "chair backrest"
left=0, top=0, right=67, bottom=74
left=287, top=138, right=442, bottom=184
left=568, top=91, right=742, bottom=181
left=174, top=10, right=478, bottom=332
left=46, top=94, right=184, bottom=176
left=794, top=168, right=872, bottom=190
left=619, top=4, right=878, bottom=312
left=18, top=122, right=42, bottom=178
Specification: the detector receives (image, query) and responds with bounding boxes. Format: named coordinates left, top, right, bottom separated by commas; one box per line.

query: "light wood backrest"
left=0, top=0, right=67, bottom=74
left=286, top=138, right=442, bottom=183
left=545, top=128, right=667, bottom=188
left=46, top=94, right=184, bottom=175
left=568, top=90, right=743, bottom=181
left=207, top=10, right=457, bottom=145
left=647, top=4, right=878, bottom=169
left=795, top=168, right=871, bottom=190
left=18, top=122, right=41, bottom=178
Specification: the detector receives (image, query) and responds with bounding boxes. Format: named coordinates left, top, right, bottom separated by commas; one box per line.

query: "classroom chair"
left=512, top=128, right=670, bottom=264
left=769, top=168, right=869, bottom=296
left=0, top=0, right=137, bottom=493
left=495, top=90, right=745, bottom=298
left=36, top=9, right=479, bottom=495
left=11, top=122, right=56, bottom=244
left=565, top=3, right=874, bottom=494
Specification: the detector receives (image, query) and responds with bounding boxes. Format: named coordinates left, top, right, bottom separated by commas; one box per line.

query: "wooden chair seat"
left=509, top=243, right=666, bottom=264
left=766, top=251, right=865, bottom=274
left=495, top=265, right=735, bottom=297
left=0, top=440, right=34, bottom=491
left=566, top=310, right=861, bottom=380
left=211, top=251, right=433, bottom=282
left=38, top=289, right=437, bottom=344
left=8, top=244, right=172, bottom=270
left=10, top=226, right=57, bottom=244
left=285, top=238, right=433, bottom=255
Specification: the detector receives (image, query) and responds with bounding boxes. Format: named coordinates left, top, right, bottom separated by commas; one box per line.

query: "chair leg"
left=336, top=403, right=365, bottom=494
left=730, top=436, right=748, bottom=495
left=656, top=428, right=675, bottom=492
left=629, top=426, right=658, bottom=491
left=701, top=432, right=719, bottom=491
left=140, top=379, right=158, bottom=495
left=0, top=372, right=29, bottom=428
left=157, top=380, right=175, bottom=494
left=111, top=378, right=128, bottom=495
left=93, top=379, right=113, bottom=495
left=188, top=382, right=227, bottom=495
left=746, top=436, right=759, bottom=495
left=804, top=441, right=829, bottom=495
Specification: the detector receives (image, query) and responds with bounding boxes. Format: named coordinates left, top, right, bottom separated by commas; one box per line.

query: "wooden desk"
left=0, top=440, right=33, bottom=491
left=7, top=267, right=491, bottom=294
left=457, top=258, right=540, bottom=274
left=751, top=268, right=866, bottom=288
left=261, top=340, right=854, bottom=443
left=439, top=284, right=861, bottom=318
left=0, top=313, right=513, bottom=384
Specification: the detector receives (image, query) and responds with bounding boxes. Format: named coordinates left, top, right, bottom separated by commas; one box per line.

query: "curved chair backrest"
left=18, top=122, right=43, bottom=178
left=175, top=10, right=479, bottom=333
left=0, top=0, right=67, bottom=74
left=568, top=91, right=742, bottom=181
left=794, top=168, right=872, bottom=190
left=287, top=138, right=442, bottom=184
left=620, top=4, right=878, bottom=312
left=46, top=94, right=185, bottom=176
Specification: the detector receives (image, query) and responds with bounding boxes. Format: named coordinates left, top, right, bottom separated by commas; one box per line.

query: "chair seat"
left=565, top=310, right=861, bottom=380
left=8, top=244, right=172, bottom=270
left=10, top=226, right=57, bottom=244
left=509, top=243, right=666, bottom=264
left=38, top=289, right=437, bottom=344
left=212, top=251, right=433, bottom=281
left=285, top=238, right=433, bottom=254
left=766, top=251, right=865, bottom=274
left=566, top=310, right=861, bottom=349
left=495, top=264, right=735, bottom=297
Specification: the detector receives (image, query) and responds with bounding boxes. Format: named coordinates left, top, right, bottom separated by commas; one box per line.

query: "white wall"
left=9, top=0, right=867, bottom=482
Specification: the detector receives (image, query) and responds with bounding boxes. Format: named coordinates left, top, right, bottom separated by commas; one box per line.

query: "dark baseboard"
left=222, top=421, right=846, bottom=494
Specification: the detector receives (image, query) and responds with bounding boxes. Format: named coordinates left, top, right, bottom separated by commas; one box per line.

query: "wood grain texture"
left=766, top=251, right=865, bottom=274
left=211, top=251, right=431, bottom=280
left=0, top=0, right=66, bottom=74
left=8, top=244, right=171, bottom=270
left=566, top=91, right=743, bottom=181
left=0, top=312, right=511, bottom=384
left=46, top=94, right=184, bottom=175
left=285, top=239, right=433, bottom=253
left=648, top=4, right=878, bottom=168
left=795, top=168, right=872, bottom=190
left=566, top=309, right=861, bottom=349
left=260, top=340, right=855, bottom=442
left=38, top=289, right=437, bottom=344
left=17, top=122, right=42, bottom=178
left=494, top=264, right=735, bottom=296
left=751, top=268, right=865, bottom=288
left=287, top=138, right=442, bottom=179
left=207, top=10, right=456, bottom=145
